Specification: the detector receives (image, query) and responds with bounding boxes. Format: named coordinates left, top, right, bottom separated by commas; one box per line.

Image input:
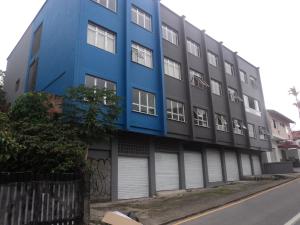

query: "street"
left=175, top=178, right=300, bottom=225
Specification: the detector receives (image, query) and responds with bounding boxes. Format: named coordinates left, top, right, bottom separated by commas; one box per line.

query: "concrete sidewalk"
left=90, top=174, right=300, bottom=225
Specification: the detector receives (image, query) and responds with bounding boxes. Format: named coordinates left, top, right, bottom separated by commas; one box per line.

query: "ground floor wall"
left=88, top=132, right=263, bottom=201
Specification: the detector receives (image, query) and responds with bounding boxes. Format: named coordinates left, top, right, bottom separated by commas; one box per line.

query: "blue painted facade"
left=26, top=0, right=166, bottom=136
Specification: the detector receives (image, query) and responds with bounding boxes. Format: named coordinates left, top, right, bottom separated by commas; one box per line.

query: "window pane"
left=132, top=89, right=139, bottom=104
left=108, top=0, right=116, bottom=11
left=85, top=76, right=95, bottom=88
left=148, top=94, right=155, bottom=108
left=131, top=8, right=138, bottom=24
left=87, top=28, right=96, bottom=45
left=107, top=37, right=115, bottom=53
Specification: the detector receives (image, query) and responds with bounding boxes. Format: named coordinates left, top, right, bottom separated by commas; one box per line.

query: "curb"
left=160, top=177, right=299, bottom=225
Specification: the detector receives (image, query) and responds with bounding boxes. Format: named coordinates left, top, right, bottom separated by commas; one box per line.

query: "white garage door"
left=252, top=155, right=262, bottom=175
left=155, top=152, right=179, bottom=191
left=207, top=149, right=223, bottom=183
left=241, top=154, right=252, bottom=176
left=184, top=152, right=204, bottom=189
left=225, top=151, right=239, bottom=181
left=118, top=157, right=149, bottom=199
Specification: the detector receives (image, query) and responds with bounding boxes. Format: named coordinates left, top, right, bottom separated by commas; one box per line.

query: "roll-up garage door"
left=155, top=152, right=179, bottom=191
left=118, top=157, right=149, bottom=199
left=184, top=152, right=204, bottom=189
left=207, top=149, right=223, bottom=183
left=252, top=155, right=262, bottom=175
left=241, top=154, right=252, bottom=176
left=225, top=151, right=239, bottom=181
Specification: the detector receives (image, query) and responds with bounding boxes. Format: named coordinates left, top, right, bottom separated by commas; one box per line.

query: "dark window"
left=15, top=79, right=20, bottom=92
left=28, top=60, right=39, bottom=92
left=32, top=24, right=43, bottom=56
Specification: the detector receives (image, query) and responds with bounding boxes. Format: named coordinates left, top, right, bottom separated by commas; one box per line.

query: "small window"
left=232, top=119, right=245, bottom=135
left=93, top=0, right=117, bottom=12
left=162, top=25, right=178, bottom=45
left=28, top=60, right=39, bottom=92
left=164, top=58, right=181, bottom=80
left=248, top=123, right=256, bottom=138
left=15, top=79, right=20, bottom=92
left=131, top=43, right=153, bottom=68
left=132, top=89, right=156, bottom=115
left=249, top=76, right=258, bottom=89
left=225, top=62, right=234, bottom=76
left=207, top=51, right=218, bottom=67
left=215, top=114, right=228, bottom=132
left=190, top=70, right=209, bottom=89
left=187, top=39, right=200, bottom=57
left=243, top=95, right=261, bottom=116
left=211, top=80, right=222, bottom=96
left=32, top=24, right=43, bottom=56
left=228, top=88, right=239, bottom=103
left=273, top=120, right=277, bottom=129
left=239, top=70, right=247, bottom=83
left=259, top=127, right=268, bottom=140
left=131, top=6, right=152, bottom=31
left=87, top=23, right=116, bottom=54
left=167, top=99, right=185, bottom=122
left=193, top=107, right=208, bottom=127
left=85, top=75, right=116, bottom=104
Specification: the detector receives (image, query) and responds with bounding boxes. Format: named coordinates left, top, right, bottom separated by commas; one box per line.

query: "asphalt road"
left=177, top=178, right=300, bottom=225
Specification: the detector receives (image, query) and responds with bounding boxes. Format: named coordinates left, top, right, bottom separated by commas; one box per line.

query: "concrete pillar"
left=237, top=152, right=243, bottom=179
left=111, top=138, right=118, bottom=201
left=221, top=150, right=227, bottom=182
left=250, top=154, right=255, bottom=175
left=149, top=140, right=156, bottom=197
left=202, top=148, right=209, bottom=187
left=178, top=144, right=186, bottom=190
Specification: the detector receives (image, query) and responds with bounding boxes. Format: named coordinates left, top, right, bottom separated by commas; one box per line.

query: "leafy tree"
left=63, top=85, right=121, bottom=144
left=289, top=87, right=300, bottom=119
left=0, top=70, right=7, bottom=112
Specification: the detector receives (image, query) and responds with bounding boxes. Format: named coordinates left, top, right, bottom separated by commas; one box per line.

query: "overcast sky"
left=0, top=0, right=300, bottom=129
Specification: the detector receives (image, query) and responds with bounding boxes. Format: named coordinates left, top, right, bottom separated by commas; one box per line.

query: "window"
left=249, top=76, right=258, bottom=88
left=259, top=127, right=268, bottom=140
left=131, top=43, right=153, bottom=68
left=32, top=24, right=43, bottom=56
left=273, top=120, right=277, bottom=129
left=243, top=95, right=261, bottom=116
left=190, top=70, right=209, bottom=88
left=215, top=114, right=228, bottom=132
left=28, top=60, right=39, bottom=92
left=232, top=119, right=245, bottom=135
left=131, top=6, right=152, bottom=31
left=187, top=39, right=200, bottom=57
left=87, top=23, right=116, bottom=54
left=225, top=62, right=234, bottom=76
left=193, top=107, right=208, bottom=127
left=207, top=51, right=218, bottom=67
left=15, top=79, right=20, bottom=92
left=248, top=123, right=256, bottom=138
left=167, top=99, right=185, bottom=122
left=211, top=80, right=222, bottom=96
left=132, top=89, right=156, bottom=115
left=162, top=25, right=178, bottom=45
left=228, top=88, right=239, bottom=103
left=85, top=75, right=116, bottom=104
left=164, top=58, right=181, bottom=80
left=239, top=70, right=247, bottom=83
left=93, top=0, right=116, bottom=12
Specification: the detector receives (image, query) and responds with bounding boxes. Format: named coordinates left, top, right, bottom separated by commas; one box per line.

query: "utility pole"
left=289, top=86, right=300, bottom=120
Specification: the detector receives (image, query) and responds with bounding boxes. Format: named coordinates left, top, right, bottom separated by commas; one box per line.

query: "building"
left=264, top=110, right=295, bottom=163
left=4, top=0, right=271, bottom=201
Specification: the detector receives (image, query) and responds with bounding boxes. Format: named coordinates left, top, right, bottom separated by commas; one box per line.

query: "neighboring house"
left=4, top=0, right=271, bottom=201
left=263, top=110, right=295, bottom=163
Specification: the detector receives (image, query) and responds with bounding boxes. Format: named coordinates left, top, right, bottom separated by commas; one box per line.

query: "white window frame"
left=225, top=62, right=234, bottom=76
left=93, top=0, right=117, bottom=12
left=228, top=87, right=238, bottom=103
left=232, top=119, right=244, bottom=135
left=187, top=39, right=200, bottom=57
left=131, top=6, right=152, bottom=31
left=240, top=70, right=247, bottom=83
left=215, top=114, right=228, bottom=132
left=207, top=51, right=218, bottom=67
left=243, top=95, right=261, bottom=116
left=190, top=70, right=209, bottom=88
left=259, top=127, right=268, bottom=140
left=162, top=25, right=178, bottom=45
left=132, top=89, right=156, bottom=115
left=164, top=58, right=181, bottom=80
left=211, top=80, right=222, bottom=96
left=131, top=43, right=153, bottom=68
left=167, top=99, right=185, bottom=122
left=193, top=107, right=208, bottom=128
left=87, top=23, right=116, bottom=54
left=248, top=123, right=256, bottom=138
left=249, top=76, right=258, bottom=88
